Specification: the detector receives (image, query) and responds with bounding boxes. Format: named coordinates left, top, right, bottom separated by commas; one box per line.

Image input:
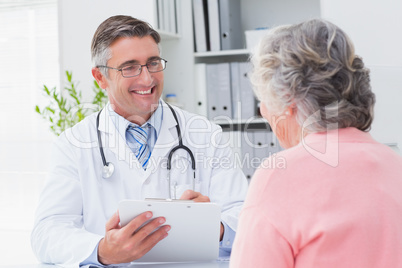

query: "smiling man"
left=31, top=15, right=248, bottom=267
left=93, top=34, right=164, bottom=124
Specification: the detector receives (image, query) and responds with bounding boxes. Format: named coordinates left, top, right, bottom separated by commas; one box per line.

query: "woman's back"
left=231, top=127, right=402, bottom=268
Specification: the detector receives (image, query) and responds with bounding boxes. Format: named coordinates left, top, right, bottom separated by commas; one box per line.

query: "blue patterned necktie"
left=126, top=124, right=151, bottom=170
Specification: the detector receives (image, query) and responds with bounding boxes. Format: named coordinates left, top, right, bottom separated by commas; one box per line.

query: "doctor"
left=31, top=15, right=248, bottom=267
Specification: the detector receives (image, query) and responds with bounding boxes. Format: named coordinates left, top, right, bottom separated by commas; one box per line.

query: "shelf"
left=158, top=30, right=181, bottom=40
left=214, top=117, right=272, bottom=132
left=213, top=117, right=266, bottom=125
left=194, top=49, right=250, bottom=58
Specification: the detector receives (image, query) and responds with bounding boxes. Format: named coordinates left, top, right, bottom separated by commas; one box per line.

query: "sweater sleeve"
left=230, top=206, right=294, bottom=268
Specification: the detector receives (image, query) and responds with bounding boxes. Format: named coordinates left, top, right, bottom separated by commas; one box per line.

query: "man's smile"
left=130, top=86, right=154, bottom=95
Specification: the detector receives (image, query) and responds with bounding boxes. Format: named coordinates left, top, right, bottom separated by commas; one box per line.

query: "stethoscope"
left=96, top=103, right=196, bottom=198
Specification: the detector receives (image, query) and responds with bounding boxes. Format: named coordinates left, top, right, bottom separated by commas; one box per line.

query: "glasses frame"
left=97, top=58, right=167, bottom=78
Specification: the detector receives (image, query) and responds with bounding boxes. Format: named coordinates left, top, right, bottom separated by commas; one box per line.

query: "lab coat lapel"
left=98, top=106, right=141, bottom=169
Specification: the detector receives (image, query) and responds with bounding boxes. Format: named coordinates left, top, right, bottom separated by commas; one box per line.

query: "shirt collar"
left=107, top=100, right=163, bottom=139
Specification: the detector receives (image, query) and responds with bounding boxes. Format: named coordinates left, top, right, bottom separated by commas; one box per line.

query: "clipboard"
left=118, top=199, right=221, bottom=262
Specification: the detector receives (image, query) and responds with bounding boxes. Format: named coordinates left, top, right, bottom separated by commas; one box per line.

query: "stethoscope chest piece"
left=102, top=162, right=115, bottom=179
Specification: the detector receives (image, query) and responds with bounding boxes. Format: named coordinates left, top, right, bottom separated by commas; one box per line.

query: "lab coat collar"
left=98, top=102, right=170, bottom=134
left=97, top=103, right=117, bottom=134
left=97, top=105, right=131, bottom=169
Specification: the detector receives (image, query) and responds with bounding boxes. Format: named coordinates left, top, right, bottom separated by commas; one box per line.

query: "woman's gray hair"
left=91, top=15, right=161, bottom=77
left=250, top=19, right=375, bottom=133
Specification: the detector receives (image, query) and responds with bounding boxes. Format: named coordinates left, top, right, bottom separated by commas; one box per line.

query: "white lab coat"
left=31, top=101, right=248, bottom=267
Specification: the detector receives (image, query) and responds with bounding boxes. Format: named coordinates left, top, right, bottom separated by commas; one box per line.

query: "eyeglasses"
left=97, top=58, right=167, bottom=78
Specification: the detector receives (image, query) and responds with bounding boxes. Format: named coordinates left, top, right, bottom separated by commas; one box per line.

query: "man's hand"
left=98, top=211, right=170, bottom=265
left=180, top=189, right=210, bottom=202
left=180, top=190, right=224, bottom=241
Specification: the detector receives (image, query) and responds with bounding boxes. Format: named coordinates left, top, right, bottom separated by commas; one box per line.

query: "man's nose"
left=136, top=65, right=153, bottom=84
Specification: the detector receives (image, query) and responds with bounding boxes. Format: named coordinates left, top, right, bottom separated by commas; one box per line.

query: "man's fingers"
left=105, top=211, right=120, bottom=232
left=180, top=190, right=199, bottom=200
left=180, top=190, right=210, bottom=202
left=100, top=212, right=170, bottom=264
left=138, top=225, right=171, bottom=257
left=133, top=217, right=168, bottom=241
left=121, top=211, right=153, bottom=237
left=192, top=196, right=210, bottom=202
left=125, top=216, right=171, bottom=260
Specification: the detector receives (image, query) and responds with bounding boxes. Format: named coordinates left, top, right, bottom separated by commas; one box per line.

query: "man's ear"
left=92, top=67, right=108, bottom=89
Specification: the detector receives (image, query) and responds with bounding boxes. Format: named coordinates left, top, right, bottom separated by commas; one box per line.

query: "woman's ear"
left=92, top=67, right=108, bottom=89
left=285, top=106, right=294, bottom=116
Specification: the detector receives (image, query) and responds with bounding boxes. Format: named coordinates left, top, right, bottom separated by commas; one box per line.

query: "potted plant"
left=35, top=70, right=108, bottom=136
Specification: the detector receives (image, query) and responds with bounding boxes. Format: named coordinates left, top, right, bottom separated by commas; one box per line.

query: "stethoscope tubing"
left=96, top=104, right=196, bottom=198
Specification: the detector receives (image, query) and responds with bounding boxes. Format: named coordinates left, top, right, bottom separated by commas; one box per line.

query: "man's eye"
left=148, top=61, right=159, bottom=67
left=124, top=66, right=137, bottom=71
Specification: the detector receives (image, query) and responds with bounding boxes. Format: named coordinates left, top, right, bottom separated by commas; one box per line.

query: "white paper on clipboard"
left=118, top=199, right=222, bottom=262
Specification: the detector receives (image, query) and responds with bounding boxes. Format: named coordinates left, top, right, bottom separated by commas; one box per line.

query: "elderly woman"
left=230, top=19, right=402, bottom=268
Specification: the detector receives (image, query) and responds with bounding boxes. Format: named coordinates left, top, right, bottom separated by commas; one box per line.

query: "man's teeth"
left=135, top=88, right=152, bottom=95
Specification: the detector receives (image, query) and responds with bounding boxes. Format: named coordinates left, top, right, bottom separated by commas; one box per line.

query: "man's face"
left=98, top=36, right=164, bottom=124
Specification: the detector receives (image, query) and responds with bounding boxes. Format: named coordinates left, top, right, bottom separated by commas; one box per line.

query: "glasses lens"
left=147, top=59, right=166, bottom=73
left=121, top=65, right=141, bottom=77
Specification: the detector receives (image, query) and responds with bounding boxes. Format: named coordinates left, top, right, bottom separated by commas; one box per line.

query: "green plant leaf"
left=93, top=80, right=100, bottom=89
left=66, top=70, right=72, bottom=82
left=35, top=71, right=108, bottom=136
left=43, top=85, right=50, bottom=95
left=45, top=107, right=55, bottom=114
